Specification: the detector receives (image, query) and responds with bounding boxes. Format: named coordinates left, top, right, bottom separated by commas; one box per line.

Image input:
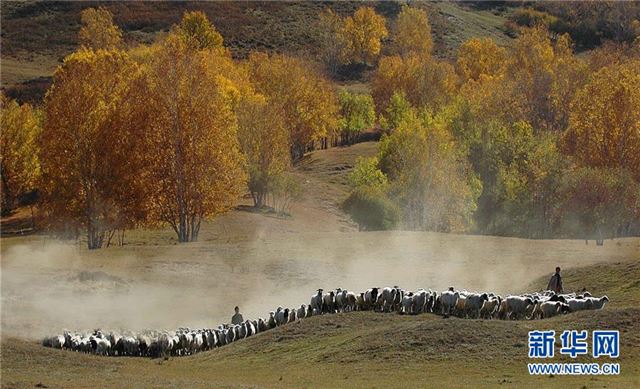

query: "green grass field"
left=2, top=261, right=639, bottom=389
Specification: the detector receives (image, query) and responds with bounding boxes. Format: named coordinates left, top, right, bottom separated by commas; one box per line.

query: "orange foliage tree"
left=248, top=52, right=339, bottom=161
left=138, top=29, right=247, bottom=243
left=40, top=49, right=146, bottom=248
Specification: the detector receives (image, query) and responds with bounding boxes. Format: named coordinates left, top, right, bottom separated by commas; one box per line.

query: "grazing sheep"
left=440, top=288, right=459, bottom=316
left=297, top=304, right=307, bottom=320
left=412, top=289, right=429, bottom=314
left=355, top=293, right=366, bottom=311
left=44, top=283, right=611, bottom=359
left=381, top=287, right=396, bottom=312
left=323, top=291, right=336, bottom=314
left=51, top=335, right=66, bottom=349
left=401, top=292, right=414, bottom=314
left=158, top=333, right=175, bottom=356
left=246, top=320, right=257, bottom=337
left=288, top=309, right=297, bottom=323
left=454, top=294, right=468, bottom=317
left=479, top=297, right=500, bottom=319
left=345, top=292, right=357, bottom=312
left=566, top=298, right=593, bottom=312
left=502, top=296, right=535, bottom=320
left=364, top=288, right=379, bottom=311
left=533, top=301, right=571, bottom=319
left=587, top=296, right=609, bottom=310
left=334, top=289, right=347, bottom=312
left=268, top=312, right=277, bottom=329
left=310, top=289, right=324, bottom=314
left=275, top=308, right=290, bottom=326
left=90, top=337, right=111, bottom=356
left=464, top=293, right=489, bottom=319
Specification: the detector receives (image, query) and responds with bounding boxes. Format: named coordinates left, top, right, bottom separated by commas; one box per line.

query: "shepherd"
left=231, top=306, right=243, bottom=325
left=547, top=266, right=563, bottom=293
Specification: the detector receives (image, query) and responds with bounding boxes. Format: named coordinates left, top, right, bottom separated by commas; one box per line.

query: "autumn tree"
left=78, top=7, right=123, bottom=50
left=558, top=167, right=640, bottom=240
left=377, top=110, right=480, bottom=232
left=392, top=5, right=432, bottom=57
left=248, top=52, right=339, bottom=161
left=0, top=94, right=41, bottom=216
left=139, top=31, right=246, bottom=243
left=497, top=131, right=566, bottom=238
left=378, top=91, right=414, bottom=132
left=343, top=156, right=398, bottom=231
left=507, top=26, right=588, bottom=132
left=337, top=90, right=375, bottom=145
left=174, top=10, right=224, bottom=52
left=40, top=49, right=146, bottom=249
left=317, top=8, right=345, bottom=75
left=561, top=60, right=640, bottom=181
left=237, top=95, right=289, bottom=208
left=372, top=54, right=457, bottom=114
left=339, top=7, right=388, bottom=65
left=456, top=37, right=507, bottom=83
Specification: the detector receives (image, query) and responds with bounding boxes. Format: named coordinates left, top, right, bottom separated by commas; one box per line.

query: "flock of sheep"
left=42, top=286, right=609, bottom=358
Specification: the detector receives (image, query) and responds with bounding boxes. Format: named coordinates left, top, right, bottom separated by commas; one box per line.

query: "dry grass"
left=2, top=306, right=639, bottom=388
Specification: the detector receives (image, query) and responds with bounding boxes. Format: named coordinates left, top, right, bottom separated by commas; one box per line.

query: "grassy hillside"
left=2, top=260, right=639, bottom=388
left=0, top=1, right=514, bottom=104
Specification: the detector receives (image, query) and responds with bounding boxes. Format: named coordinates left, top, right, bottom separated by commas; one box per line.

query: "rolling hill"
left=2, top=261, right=639, bottom=388
left=0, top=1, right=514, bottom=104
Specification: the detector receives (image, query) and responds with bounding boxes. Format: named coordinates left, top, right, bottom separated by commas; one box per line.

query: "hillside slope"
left=2, top=261, right=639, bottom=388
left=0, top=1, right=514, bottom=103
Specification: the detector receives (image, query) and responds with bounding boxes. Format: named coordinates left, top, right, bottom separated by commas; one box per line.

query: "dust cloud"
left=2, top=228, right=638, bottom=339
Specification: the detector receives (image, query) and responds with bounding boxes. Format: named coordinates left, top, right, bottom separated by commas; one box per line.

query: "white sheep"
left=464, top=293, right=489, bottom=319
left=502, top=296, right=534, bottom=320
left=440, top=288, right=459, bottom=316
left=364, top=288, right=379, bottom=311
left=297, top=304, right=307, bottom=319
left=587, top=296, right=609, bottom=310
left=310, top=289, right=324, bottom=314
left=401, top=292, right=414, bottom=314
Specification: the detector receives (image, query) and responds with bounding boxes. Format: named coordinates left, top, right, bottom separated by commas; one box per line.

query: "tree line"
left=2, top=5, right=639, bottom=247
left=332, top=6, right=639, bottom=240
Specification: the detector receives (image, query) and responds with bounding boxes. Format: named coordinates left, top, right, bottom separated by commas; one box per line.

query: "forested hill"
left=3, top=1, right=510, bottom=103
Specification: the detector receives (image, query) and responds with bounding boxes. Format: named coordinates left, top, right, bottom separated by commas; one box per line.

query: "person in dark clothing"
left=231, top=306, right=243, bottom=325
left=547, top=266, right=563, bottom=293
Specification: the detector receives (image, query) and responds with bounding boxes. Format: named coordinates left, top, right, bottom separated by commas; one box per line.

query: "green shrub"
left=342, top=188, right=399, bottom=231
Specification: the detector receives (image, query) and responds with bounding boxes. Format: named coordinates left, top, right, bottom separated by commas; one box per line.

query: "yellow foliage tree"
left=317, top=7, right=344, bottom=75
left=377, top=110, right=480, bottom=232
left=173, top=10, right=225, bottom=52
left=140, top=33, right=247, bottom=243
left=237, top=94, right=290, bottom=208
left=0, top=94, right=41, bottom=215
left=248, top=52, right=339, bottom=160
left=507, top=25, right=588, bottom=132
left=40, top=49, right=146, bottom=248
left=372, top=54, right=457, bottom=114
left=339, top=7, right=388, bottom=65
left=78, top=7, right=123, bottom=50
left=456, top=37, right=506, bottom=83
left=392, top=5, right=433, bottom=57
left=562, top=60, right=640, bottom=181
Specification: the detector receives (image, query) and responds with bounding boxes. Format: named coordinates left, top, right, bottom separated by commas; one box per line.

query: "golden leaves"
left=78, top=7, right=123, bottom=50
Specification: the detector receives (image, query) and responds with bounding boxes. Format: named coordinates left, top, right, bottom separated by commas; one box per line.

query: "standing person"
left=547, top=267, right=563, bottom=293
left=231, top=306, right=243, bottom=325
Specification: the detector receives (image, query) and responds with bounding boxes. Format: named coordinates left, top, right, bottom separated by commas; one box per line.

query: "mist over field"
left=3, top=218, right=638, bottom=338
